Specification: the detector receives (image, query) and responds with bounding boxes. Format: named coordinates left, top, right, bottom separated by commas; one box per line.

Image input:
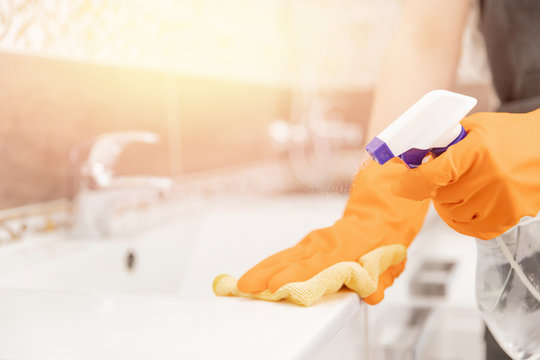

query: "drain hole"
left=126, top=250, right=136, bottom=271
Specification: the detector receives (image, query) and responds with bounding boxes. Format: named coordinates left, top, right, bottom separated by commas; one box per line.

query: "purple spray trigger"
left=402, top=125, right=467, bottom=168
left=398, top=148, right=430, bottom=169
left=430, top=125, right=467, bottom=158
left=367, top=125, right=467, bottom=168
left=366, top=137, right=429, bottom=168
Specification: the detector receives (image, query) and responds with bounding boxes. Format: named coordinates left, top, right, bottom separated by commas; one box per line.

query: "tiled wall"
left=0, top=0, right=404, bottom=87
left=0, top=52, right=292, bottom=209
left=0, top=53, right=168, bottom=208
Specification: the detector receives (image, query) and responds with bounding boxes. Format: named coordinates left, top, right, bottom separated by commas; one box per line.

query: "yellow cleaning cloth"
left=213, top=244, right=406, bottom=306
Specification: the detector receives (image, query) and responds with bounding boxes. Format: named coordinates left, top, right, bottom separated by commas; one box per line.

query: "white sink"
left=0, top=195, right=368, bottom=360
left=0, top=195, right=346, bottom=295
left=0, top=219, right=198, bottom=293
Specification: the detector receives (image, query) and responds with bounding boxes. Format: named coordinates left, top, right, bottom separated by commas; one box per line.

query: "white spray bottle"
left=365, top=89, right=477, bottom=168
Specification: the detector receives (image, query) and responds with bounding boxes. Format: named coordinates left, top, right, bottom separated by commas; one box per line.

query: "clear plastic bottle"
left=476, top=216, right=540, bottom=360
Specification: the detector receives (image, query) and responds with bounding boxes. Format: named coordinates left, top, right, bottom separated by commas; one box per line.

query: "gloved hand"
left=393, top=109, right=540, bottom=240
left=237, top=158, right=430, bottom=305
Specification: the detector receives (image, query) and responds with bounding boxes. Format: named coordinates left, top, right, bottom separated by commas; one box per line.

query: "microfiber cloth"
left=213, top=244, right=406, bottom=306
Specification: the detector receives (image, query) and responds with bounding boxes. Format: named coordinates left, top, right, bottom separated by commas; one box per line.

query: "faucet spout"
left=68, top=131, right=172, bottom=238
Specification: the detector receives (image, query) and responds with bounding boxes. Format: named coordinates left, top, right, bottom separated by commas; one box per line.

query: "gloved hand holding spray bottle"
left=366, top=90, right=540, bottom=360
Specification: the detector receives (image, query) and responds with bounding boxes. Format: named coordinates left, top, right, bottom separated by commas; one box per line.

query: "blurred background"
left=0, top=0, right=496, bottom=210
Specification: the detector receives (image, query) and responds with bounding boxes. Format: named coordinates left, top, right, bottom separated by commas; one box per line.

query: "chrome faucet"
left=68, top=131, right=172, bottom=238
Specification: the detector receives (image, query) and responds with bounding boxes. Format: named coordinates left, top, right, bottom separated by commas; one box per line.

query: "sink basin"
left=0, top=218, right=198, bottom=293
left=0, top=195, right=346, bottom=296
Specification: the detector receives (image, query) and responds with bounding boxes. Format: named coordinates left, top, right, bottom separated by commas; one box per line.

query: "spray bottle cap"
left=366, top=90, right=477, bottom=168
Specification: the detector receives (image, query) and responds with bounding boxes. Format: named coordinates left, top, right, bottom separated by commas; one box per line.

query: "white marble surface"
left=0, top=289, right=361, bottom=360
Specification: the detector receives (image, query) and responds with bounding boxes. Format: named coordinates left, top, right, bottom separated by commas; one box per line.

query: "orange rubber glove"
left=393, top=109, right=540, bottom=240
left=238, top=158, right=430, bottom=305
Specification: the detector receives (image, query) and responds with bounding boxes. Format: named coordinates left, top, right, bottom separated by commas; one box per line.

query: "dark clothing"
left=479, top=1, right=540, bottom=359
left=485, top=328, right=512, bottom=360
left=480, top=0, right=540, bottom=112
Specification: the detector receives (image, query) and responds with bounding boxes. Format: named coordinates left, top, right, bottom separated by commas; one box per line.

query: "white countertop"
left=0, top=195, right=483, bottom=360
left=0, top=195, right=367, bottom=360
left=0, top=289, right=361, bottom=360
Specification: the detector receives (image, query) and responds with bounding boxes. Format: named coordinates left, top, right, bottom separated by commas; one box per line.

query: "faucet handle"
left=81, top=131, right=160, bottom=188
left=88, top=131, right=159, bottom=167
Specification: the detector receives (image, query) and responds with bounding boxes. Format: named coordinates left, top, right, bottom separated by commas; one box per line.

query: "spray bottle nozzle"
left=366, top=90, right=477, bottom=168
left=365, top=137, right=394, bottom=165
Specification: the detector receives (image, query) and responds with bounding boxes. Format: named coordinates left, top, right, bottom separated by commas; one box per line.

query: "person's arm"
left=367, top=0, right=471, bottom=140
